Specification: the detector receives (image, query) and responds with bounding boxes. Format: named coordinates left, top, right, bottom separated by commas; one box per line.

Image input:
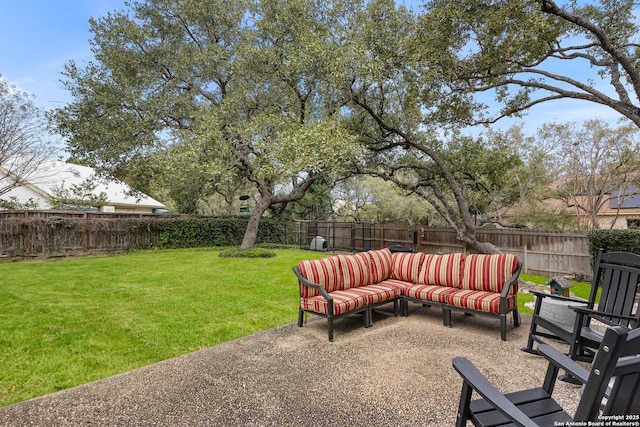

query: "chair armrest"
left=452, top=357, right=539, bottom=427
left=529, top=289, right=588, bottom=305
left=292, top=266, right=332, bottom=301
left=572, top=306, right=637, bottom=323
left=537, top=343, right=589, bottom=384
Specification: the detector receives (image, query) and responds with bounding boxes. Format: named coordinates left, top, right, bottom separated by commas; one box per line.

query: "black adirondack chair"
left=522, top=249, right=640, bottom=363
left=453, top=325, right=640, bottom=426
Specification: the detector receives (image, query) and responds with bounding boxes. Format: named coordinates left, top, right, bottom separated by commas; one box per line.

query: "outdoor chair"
left=522, top=249, right=640, bottom=363
left=453, top=325, right=640, bottom=426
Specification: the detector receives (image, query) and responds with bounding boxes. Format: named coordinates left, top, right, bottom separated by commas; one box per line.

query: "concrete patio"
left=0, top=306, right=581, bottom=426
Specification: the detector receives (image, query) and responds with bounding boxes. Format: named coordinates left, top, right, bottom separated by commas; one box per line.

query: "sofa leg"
left=298, top=308, right=304, bottom=327
left=393, top=299, right=399, bottom=317
left=443, top=306, right=452, bottom=327
left=328, top=318, right=334, bottom=342
left=365, top=308, right=372, bottom=328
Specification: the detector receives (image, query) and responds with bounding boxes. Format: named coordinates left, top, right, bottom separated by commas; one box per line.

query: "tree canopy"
left=420, top=0, right=640, bottom=127
left=52, top=0, right=640, bottom=253
left=53, top=0, right=360, bottom=249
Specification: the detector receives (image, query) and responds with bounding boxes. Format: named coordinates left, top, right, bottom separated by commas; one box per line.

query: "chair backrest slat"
left=606, top=363, right=640, bottom=415
left=575, top=326, right=630, bottom=420
left=604, top=328, right=640, bottom=415
left=592, top=250, right=640, bottom=328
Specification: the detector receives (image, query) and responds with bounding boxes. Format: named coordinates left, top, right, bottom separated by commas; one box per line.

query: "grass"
left=0, top=249, right=595, bottom=407
left=518, top=272, right=593, bottom=315
left=0, top=248, right=327, bottom=407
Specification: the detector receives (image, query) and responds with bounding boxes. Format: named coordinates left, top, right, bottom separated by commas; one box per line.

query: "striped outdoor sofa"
left=293, top=248, right=522, bottom=342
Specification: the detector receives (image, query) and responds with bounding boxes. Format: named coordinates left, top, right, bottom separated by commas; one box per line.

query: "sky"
left=0, top=0, right=627, bottom=145
left=0, top=1, right=130, bottom=110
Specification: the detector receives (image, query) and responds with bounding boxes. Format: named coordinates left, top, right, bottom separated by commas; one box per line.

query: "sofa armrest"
left=292, top=266, right=332, bottom=301
left=499, top=262, right=522, bottom=298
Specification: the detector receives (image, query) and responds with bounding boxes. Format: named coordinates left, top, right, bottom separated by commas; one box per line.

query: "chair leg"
left=513, top=308, right=520, bottom=327
left=328, top=318, right=334, bottom=342
left=500, top=315, right=507, bottom=341
left=455, top=381, right=473, bottom=427
left=522, top=316, right=539, bottom=354
left=298, top=308, right=304, bottom=327
left=393, top=299, right=399, bottom=317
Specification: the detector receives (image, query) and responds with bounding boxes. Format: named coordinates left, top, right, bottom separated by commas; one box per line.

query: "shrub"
left=587, top=229, right=640, bottom=266
left=158, top=216, right=290, bottom=248
left=219, top=247, right=276, bottom=258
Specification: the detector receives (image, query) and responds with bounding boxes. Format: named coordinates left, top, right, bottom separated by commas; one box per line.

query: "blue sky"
left=0, top=0, right=129, bottom=110
left=0, top=0, right=624, bottom=139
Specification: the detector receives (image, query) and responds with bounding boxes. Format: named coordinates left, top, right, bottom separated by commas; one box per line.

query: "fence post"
left=522, top=232, right=528, bottom=274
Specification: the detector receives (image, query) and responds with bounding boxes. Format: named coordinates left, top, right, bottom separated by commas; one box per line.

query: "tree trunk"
left=239, top=198, right=270, bottom=250
left=461, top=231, right=502, bottom=254
left=470, top=240, right=502, bottom=254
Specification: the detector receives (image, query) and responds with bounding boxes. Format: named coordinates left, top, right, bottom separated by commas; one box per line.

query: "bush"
left=587, top=229, right=640, bottom=265
left=219, top=247, right=276, bottom=258
left=158, top=216, right=290, bottom=248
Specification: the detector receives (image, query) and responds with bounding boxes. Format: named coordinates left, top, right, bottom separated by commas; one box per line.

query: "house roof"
left=1, top=158, right=166, bottom=209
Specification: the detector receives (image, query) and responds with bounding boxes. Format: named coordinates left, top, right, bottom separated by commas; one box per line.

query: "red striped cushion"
left=377, top=278, right=414, bottom=295
left=297, top=256, right=343, bottom=298
left=405, top=284, right=458, bottom=303
left=301, top=289, right=368, bottom=315
left=447, top=289, right=518, bottom=314
left=461, top=254, right=519, bottom=293
left=391, top=252, right=425, bottom=283
left=417, top=253, right=464, bottom=288
left=338, top=253, right=372, bottom=288
left=367, top=248, right=392, bottom=282
left=352, top=283, right=401, bottom=305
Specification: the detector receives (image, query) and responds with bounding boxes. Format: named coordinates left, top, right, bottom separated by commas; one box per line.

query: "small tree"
left=49, top=178, right=108, bottom=210
left=0, top=77, right=55, bottom=197
left=544, top=120, right=640, bottom=229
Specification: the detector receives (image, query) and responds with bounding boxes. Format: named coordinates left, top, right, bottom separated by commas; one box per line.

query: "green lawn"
left=0, top=249, right=593, bottom=407
left=0, top=248, right=327, bottom=407
left=518, top=272, right=593, bottom=315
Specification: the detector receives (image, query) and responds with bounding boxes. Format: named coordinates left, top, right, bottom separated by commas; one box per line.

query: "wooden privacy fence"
left=1, top=211, right=592, bottom=280
left=295, top=221, right=592, bottom=281
left=0, top=210, right=166, bottom=259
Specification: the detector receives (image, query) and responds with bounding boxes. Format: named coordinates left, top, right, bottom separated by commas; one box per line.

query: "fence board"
left=2, top=213, right=594, bottom=280
left=296, top=221, right=592, bottom=280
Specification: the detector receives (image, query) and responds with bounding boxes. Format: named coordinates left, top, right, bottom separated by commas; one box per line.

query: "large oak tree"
left=340, top=0, right=640, bottom=252
left=53, top=0, right=358, bottom=249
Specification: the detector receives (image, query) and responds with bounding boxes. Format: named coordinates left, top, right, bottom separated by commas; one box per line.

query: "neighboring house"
left=499, top=186, right=640, bottom=229
left=0, top=159, right=166, bottom=214
left=606, top=186, right=640, bottom=229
